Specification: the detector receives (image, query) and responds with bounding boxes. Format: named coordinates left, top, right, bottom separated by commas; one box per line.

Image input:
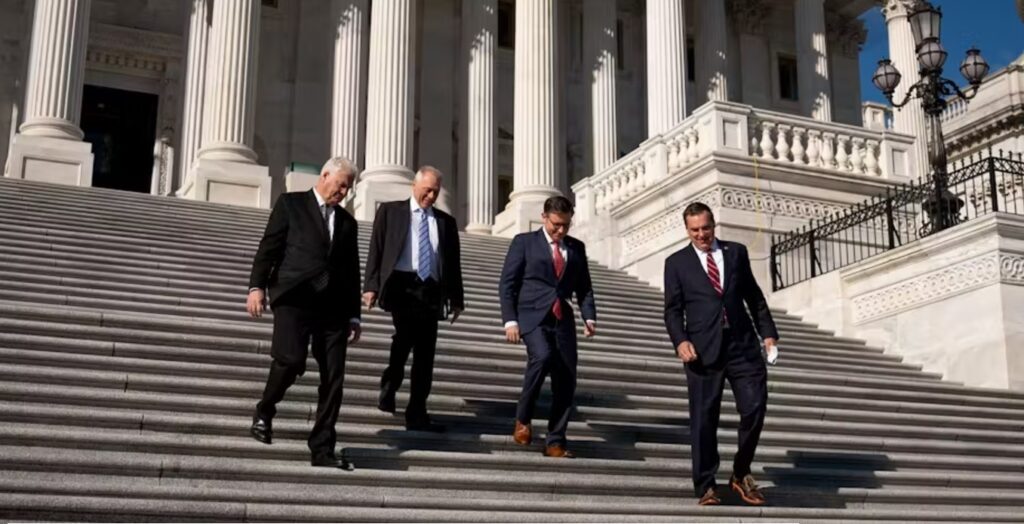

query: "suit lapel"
left=685, top=244, right=719, bottom=296
left=306, top=191, right=330, bottom=246
left=392, top=201, right=411, bottom=267
left=535, top=229, right=557, bottom=282
left=435, top=210, right=446, bottom=278
left=720, top=241, right=735, bottom=296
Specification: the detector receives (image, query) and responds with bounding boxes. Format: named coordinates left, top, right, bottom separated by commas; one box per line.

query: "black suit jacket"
left=364, top=199, right=465, bottom=316
left=248, top=190, right=361, bottom=320
left=499, top=229, right=596, bottom=335
left=663, top=241, right=778, bottom=365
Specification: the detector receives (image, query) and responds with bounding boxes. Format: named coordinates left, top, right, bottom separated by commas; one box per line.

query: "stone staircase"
left=1, top=176, right=1023, bottom=522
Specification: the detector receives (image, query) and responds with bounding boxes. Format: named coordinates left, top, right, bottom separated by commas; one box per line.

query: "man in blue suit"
left=663, top=202, right=779, bottom=506
left=499, top=196, right=596, bottom=458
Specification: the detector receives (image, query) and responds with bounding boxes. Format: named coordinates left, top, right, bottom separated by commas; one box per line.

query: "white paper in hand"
left=764, top=344, right=779, bottom=366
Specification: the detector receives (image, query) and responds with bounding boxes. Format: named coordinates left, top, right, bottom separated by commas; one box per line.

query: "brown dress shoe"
left=513, top=420, right=532, bottom=446
left=697, top=487, right=721, bottom=506
left=730, top=474, right=766, bottom=506
left=543, top=444, right=575, bottom=458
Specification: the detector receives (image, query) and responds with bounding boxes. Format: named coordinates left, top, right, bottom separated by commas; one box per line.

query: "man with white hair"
left=246, top=157, right=363, bottom=470
left=363, top=166, right=465, bottom=432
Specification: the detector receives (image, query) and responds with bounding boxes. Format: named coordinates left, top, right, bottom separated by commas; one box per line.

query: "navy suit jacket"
left=499, top=229, right=596, bottom=335
left=663, top=241, right=778, bottom=365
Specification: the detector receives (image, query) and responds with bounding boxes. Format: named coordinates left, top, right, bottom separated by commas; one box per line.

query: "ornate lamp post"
left=871, top=1, right=990, bottom=233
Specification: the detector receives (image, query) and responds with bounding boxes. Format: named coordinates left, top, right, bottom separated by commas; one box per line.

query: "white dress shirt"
left=312, top=188, right=335, bottom=241
left=395, top=197, right=440, bottom=280
left=694, top=239, right=726, bottom=284
left=504, top=228, right=595, bottom=329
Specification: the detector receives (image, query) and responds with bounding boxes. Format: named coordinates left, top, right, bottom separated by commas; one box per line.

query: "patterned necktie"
left=321, top=204, right=332, bottom=241
left=417, top=209, right=433, bottom=281
left=311, top=204, right=332, bottom=292
left=551, top=241, right=565, bottom=320
left=706, top=249, right=728, bottom=325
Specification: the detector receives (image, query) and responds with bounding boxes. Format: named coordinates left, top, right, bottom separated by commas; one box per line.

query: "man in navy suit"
left=663, top=202, right=779, bottom=506
left=499, top=196, right=596, bottom=458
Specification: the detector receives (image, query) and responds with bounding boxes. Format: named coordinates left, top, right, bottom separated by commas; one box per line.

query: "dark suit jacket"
left=663, top=240, right=778, bottom=365
left=499, top=229, right=597, bottom=335
left=248, top=190, right=361, bottom=320
left=364, top=199, right=465, bottom=316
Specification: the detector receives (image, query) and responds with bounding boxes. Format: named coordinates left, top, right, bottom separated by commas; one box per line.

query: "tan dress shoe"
left=543, top=444, right=575, bottom=458
left=729, top=474, right=766, bottom=505
left=697, top=487, right=721, bottom=506
left=513, top=420, right=532, bottom=445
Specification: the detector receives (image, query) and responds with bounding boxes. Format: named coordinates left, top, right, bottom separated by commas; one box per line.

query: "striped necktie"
left=417, top=209, right=433, bottom=281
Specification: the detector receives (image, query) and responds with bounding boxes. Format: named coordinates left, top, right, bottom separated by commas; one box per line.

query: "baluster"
left=760, top=122, right=775, bottom=160
left=864, top=140, right=880, bottom=176
left=850, top=137, right=865, bottom=174
left=835, top=135, right=850, bottom=172
left=806, top=130, right=821, bottom=167
left=790, top=127, right=806, bottom=164
left=820, top=132, right=836, bottom=170
left=687, top=128, right=700, bottom=162
left=775, top=124, right=791, bottom=163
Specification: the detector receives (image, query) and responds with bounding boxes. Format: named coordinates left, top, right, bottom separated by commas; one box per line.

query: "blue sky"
left=859, top=0, right=1023, bottom=104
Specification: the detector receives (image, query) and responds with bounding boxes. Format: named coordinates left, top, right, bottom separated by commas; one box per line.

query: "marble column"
left=175, top=0, right=211, bottom=197
left=734, top=0, right=772, bottom=109
left=330, top=0, right=368, bottom=165
left=646, top=0, right=687, bottom=137
left=7, top=0, right=94, bottom=185
left=584, top=0, right=618, bottom=175
left=795, top=0, right=833, bottom=121
left=463, top=0, right=497, bottom=234
left=883, top=0, right=929, bottom=178
left=695, top=0, right=729, bottom=104
left=189, top=0, right=270, bottom=208
left=353, top=0, right=417, bottom=220
left=493, top=0, right=560, bottom=237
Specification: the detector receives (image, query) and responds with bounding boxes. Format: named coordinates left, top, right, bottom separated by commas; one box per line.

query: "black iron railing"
left=770, top=152, right=1024, bottom=291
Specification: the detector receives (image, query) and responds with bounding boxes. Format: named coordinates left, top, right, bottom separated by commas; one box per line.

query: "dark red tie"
left=552, top=242, right=565, bottom=320
left=706, top=251, right=723, bottom=296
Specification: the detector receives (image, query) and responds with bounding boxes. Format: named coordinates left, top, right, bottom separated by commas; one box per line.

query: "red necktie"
left=552, top=242, right=565, bottom=320
left=706, top=250, right=729, bottom=326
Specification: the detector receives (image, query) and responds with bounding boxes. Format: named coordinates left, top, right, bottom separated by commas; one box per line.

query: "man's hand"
left=505, top=325, right=521, bottom=344
left=583, top=321, right=596, bottom=338
left=763, top=337, right=777, bottom=349
left=362, top=291, right=377, bottom=309
left=676, top=341, right=698, bottom=363
left=450, top=306, right=463, bottom=324
left=247, top=289, right=266, bottom=318
left=348, top=322, right=362, bottom=344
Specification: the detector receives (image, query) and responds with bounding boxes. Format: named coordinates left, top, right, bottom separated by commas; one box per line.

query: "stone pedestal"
left=189, top=158, right=270, bottom=208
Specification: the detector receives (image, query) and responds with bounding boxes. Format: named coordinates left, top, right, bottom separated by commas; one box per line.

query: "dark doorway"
left=81, top=84, right=158, bottom=193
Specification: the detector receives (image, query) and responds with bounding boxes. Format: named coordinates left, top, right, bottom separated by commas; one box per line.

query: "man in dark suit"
left=363, top=166, right=465, bottom=432
left=663, top=202, right=779, bottom=506
left=499, top=196, right=596, bottom=458
left=246, top=157, right=362, bottom=470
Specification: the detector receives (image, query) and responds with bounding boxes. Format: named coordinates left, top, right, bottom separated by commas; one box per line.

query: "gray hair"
left=322, top=156, right=360, bottom=184
left=414, top=165, right=444, bottom=183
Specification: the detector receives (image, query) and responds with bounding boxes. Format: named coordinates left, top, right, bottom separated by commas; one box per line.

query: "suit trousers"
left=685, top=328, right=768, bottom=495
left=380, top=272, right=443, bottom=423
left=516, top=312, right=578, bottom=446
left=256, top=285, right=350, bottom=456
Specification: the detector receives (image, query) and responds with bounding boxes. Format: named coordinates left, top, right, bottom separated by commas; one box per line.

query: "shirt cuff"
left=349, top=318, right=360, bottom=325
left=248, top=287, right=262, bottom=293
left=504, top=321, right=519, bottom=329
left=585, top=319, right=596, bottom=326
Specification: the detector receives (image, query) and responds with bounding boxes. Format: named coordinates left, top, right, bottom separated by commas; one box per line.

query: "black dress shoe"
left=311, top=454, right=355, bottom=471
left=250, top=417, right=272, bottom=444
left=406, top=417, right=446, bottom=433
left=378, top=390, right=396, bottom=413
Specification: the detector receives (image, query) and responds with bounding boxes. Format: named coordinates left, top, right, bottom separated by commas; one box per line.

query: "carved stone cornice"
left=826, top=9, right=867, bottom=57
left=86, top=23, right=182, bottom=79
left=728, top=0, right=772, bottom=35
left=880, top=0, right=921, bottom=21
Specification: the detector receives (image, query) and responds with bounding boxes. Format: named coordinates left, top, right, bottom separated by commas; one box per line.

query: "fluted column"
left=463, top=0, right=496, bottom=234
left=175, top=0, right=211, bottom=195
left=493, top=0, right=560, bottom=236
left=646, top=0, right=687, bottom=136
left=353, top=0, right=417, bottom=219
left=795, top=0, right=833, bottom=121
left=19, top=0, right=90, bottom=140
left=330, top=0, right=368, bottom=164
left=198, top=0, right=261, bottom=162
left=584, top=0, right=618, bottom=174
left=7, top=0, right=94, bottom=186
left=695, top=0, right=729, bottom=104
left=883, top=0, right=929, bottom=178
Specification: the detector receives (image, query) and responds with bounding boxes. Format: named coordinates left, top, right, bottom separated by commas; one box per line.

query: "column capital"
left=825, top=8, right=867, bottom=57
left=881, top=0, right=921, bottom=21
left=728, top=0, right=772, bottom=35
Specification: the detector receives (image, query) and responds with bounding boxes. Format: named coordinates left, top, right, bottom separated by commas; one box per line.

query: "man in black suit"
left=246, top=157, right=362, bottom=470
left=363, top=166, right=465, bottom=432
left=499, top=196, right=596, bottom=458
left=663, top=202, right=779, bottom=506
